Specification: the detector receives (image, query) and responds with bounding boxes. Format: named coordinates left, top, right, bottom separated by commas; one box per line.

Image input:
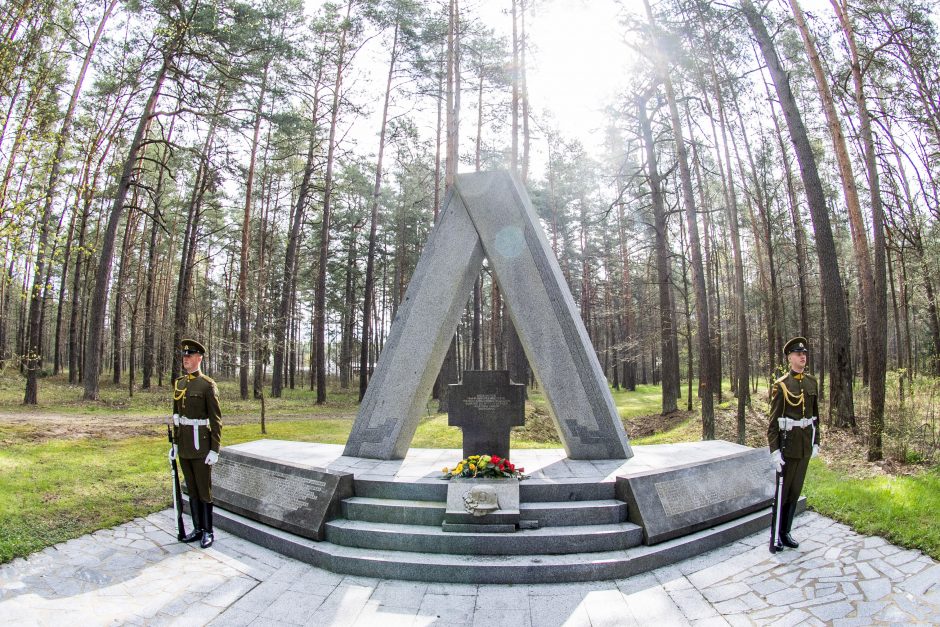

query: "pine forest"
left=3, top=0, right=940, bottom=464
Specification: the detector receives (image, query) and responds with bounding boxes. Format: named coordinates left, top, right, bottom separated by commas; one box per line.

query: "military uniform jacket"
left=767, top=371, right=820, bottom=459
left=172, top=371, right=222, bottom=459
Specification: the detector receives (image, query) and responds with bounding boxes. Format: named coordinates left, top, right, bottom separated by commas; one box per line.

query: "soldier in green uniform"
left=767, top=336, right=820, bottom=550
left=169, top=339, right=222, bottom=548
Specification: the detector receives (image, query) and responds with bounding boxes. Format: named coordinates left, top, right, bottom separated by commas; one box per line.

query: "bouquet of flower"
left=442, top=454, right=525, bottom=480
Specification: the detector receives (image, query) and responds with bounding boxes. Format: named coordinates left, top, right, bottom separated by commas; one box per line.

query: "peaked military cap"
left=783, top=336, right=809, bottom=355
left=180, top=338, right=207, bottom=355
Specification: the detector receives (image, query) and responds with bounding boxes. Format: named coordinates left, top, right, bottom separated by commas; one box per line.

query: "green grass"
left=611, top=383, right=678, bottom=418
left=803, top=460, right=940, bottom=558
left=0, top=430, right=169, bottom=563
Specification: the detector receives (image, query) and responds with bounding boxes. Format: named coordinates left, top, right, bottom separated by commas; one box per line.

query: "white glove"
left=812, top=444, right=819, bottom=458
left=169, top=444, right=177, bottom=461
left=770, top=449, right=785, bottom=473
left=205, top=450, right=219, bottom=465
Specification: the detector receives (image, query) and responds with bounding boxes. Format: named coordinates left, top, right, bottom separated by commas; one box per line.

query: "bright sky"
left=511, top=0, right=635, bottom=159
left=323, top=0, right=637, bottom=181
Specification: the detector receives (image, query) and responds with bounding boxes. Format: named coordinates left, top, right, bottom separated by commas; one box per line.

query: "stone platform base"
left=205, top=440, right=802, bottom=583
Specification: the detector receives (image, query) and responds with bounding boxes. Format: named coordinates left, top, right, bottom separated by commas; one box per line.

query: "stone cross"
left=447, top=370, right=526, bottom=460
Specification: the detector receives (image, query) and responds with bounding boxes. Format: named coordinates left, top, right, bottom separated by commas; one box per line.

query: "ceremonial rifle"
left=769, top=427, right=788, bottom=553
left=168, top=425, right=187, bottom=540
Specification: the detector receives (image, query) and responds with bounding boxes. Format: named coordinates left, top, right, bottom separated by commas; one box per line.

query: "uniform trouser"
left=781, top=454, right=810, bottom=533
left=179, top=456, right=213, bottom=504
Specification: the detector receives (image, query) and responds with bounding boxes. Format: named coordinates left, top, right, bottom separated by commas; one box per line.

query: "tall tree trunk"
left=360, top=21, right=398, bottom=401
left=340, top=226, right=359, bottom=389
left=651, top=18, right=714, bottom=435
left=696, top=9, right=752, bottom=423
left=111, top=203, right=141, bottom=384
left=171, top=90, right=224, bottom=382
left=616, top=201, right=636, bottom=390
left=638, top=94, right=679, bottom=414
left=314, top=0, right=354, bottom=404
left=83, top=54, right=172, bottom=400
left=142, top=115, right=176, bottom=389
left=24, top=0, right=115, bottom=402
left=238, top=63, right=268, bottom=400
left=53, top=203, right=77, bottom=376
left=742, top=0, right=855, bottom=428
left=829, top=0, right=888, bottom=460
left=792, top=0, right=878, bottom=406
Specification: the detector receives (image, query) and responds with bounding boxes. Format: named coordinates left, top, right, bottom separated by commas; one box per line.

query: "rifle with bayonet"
left=167, top=424, right=187, bottom=541
left=769, top=428, right=788, bottom=553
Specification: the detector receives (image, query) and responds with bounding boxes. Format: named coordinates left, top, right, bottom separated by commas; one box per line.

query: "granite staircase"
left=214, top=475, right=779, bottom=584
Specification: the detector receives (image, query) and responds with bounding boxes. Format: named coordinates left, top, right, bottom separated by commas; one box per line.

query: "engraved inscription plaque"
left=655, top=460, right=767, bottom=517
left=448, top=370, right=525, bottom=459
left=615, top=447, right=775, bottom=545
left=212, top=448, right=353, bottom=541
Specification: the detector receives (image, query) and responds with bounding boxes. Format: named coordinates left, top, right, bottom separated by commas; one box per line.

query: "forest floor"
left=0, top=409, right=359, bottom=443
left=0, top=374, right=932, bottom=479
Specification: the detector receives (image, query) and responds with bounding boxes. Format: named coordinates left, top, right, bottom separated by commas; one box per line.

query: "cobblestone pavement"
left=0, top=510, right=937, bottom=626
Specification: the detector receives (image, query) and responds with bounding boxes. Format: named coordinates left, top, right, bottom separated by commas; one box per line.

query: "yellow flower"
left=442, top=467, right=450, bottom=473
left=469, top=464, right=477, bottom=471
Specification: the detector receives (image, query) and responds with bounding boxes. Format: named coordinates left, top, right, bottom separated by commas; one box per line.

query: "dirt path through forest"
left=0, top=410, right=356, bottom=442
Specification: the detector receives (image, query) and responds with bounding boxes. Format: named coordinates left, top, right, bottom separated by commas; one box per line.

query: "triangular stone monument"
left=344, top=171, right=633, bottom=460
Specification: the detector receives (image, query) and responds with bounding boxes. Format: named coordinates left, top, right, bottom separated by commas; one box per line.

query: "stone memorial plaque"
left=615, top=447, right=775, bottom=545
left=443, top=478, right=521, bottom=532
left=448, top=370, right=525, bottom=459
left=212, top=448, right=353, bottom=541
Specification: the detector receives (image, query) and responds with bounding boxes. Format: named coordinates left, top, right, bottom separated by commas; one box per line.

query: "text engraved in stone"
left=654, top=461, right=766, bottom=517
left=215, top=459, right=327, bottom=519
left=465, top=394, right=510, bottom=412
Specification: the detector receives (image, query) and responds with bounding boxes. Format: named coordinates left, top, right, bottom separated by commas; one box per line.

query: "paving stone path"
left=1, top=510, right=937, bottom=626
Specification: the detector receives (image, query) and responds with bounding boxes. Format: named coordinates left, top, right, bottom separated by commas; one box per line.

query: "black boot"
left=782, top=503, right=799, bottom=548
left=200, top=502, right=214, bottom=549
left=181, top=497, right=204, bottom=543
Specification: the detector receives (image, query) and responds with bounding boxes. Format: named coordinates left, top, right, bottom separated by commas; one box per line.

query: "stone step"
left=352, top=477, right=617, bottom=502
left=353, top=479, right=446, bottom=501
left=341, top=497, right=628, bottom=528
left=342, top=497, right=445, bottom=526
left=323, top=519, right=643, bottom=555
left=520, top=480, right=616, bottom=502
left=522, top=500, right=628, bottom=527
left=213, top=503, right=782, bottom=584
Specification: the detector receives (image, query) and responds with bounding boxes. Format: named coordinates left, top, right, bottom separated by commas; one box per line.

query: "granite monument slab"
left=211, top=448, right=353, bottom=541
left=615, top=446, right=775, bottom=545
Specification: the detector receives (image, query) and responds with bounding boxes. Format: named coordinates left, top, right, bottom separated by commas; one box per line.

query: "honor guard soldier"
left=767, top=336, right=820, bottom=550
left=170, top=339, right=222, bottom=548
